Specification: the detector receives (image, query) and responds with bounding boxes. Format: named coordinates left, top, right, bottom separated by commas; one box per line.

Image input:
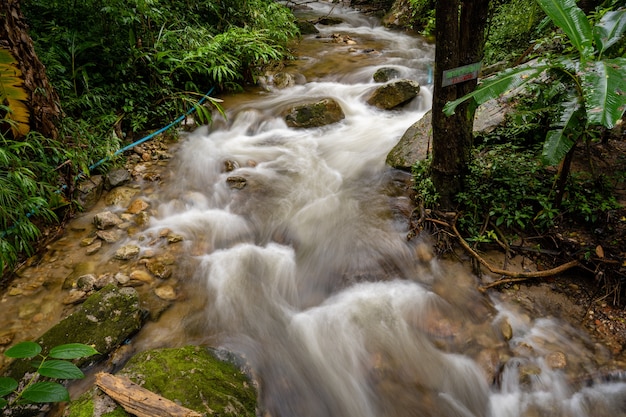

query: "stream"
left=3, top=2, right=626, bottom=416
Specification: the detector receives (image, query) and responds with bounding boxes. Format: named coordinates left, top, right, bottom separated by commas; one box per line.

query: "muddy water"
left=2, top=2, right=626, bottom=416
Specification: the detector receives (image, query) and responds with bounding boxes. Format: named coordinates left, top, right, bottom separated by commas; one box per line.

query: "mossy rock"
left=3, top=285, right=143, bottom=380
left=66, top=346, right=257, bottom=417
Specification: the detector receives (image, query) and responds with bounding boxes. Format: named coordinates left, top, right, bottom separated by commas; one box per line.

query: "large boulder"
left=66, top=346, right=257, bottom=417
left=386, top=110, right=432, bottom=170
left=366, top=79, right=420, bottom=110
left=283, top=98, right=345, bottom=128
left=386, top=99, right=513, bottom=171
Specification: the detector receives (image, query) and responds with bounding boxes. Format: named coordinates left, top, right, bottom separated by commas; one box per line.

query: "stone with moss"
left=66, top=346, right=257, bottom=417
left=3, top=285, right=143, bottom=380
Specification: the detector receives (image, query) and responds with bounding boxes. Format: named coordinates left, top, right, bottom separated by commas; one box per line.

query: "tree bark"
left=1, top=0, right=61, bottom=139
left=431, top=0, right=489, bottom=209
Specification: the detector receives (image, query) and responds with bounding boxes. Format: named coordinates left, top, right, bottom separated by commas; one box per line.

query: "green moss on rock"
left=119, top=346, right=257, bottom=416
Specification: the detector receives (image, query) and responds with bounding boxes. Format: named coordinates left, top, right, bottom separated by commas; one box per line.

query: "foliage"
left=0, top=47, right=30, bottom=137
left=22, top=0, right=299, bottom=134
left=455, top=144, right=555, bottom=241
left=453, top=143, right=620, bottom=244
left=412, top=158, right=439, bottom=207
left=483, top=0, right=547, bottom=65
left=443, top=0, right=626, bottom=198
left=0, top=129, right=60, bottom=275
left=408, top=0, right=436, bottom=36
left=0, top=342, right=98, bottom=409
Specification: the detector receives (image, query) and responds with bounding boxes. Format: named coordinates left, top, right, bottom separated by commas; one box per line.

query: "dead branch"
left=424, top=217, right=581, bottom=291
left=95, top=372, right=202, bottom=417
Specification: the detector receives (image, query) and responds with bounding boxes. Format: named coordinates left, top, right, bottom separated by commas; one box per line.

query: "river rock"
left=283, top=98, right=345, bottom=128
left=66, top=346, right=257, bottom=417
left=366, top=79, right=420, bottom=110
left=104, top=186, right=139, bottom=207
left=385, top=110, right=431, bottom=170
left=96, top=229, right=123, bottom=243
left=105, top=168, right=131, bottom=190
left=154, top=284, right=177, bottom=300
left=373, top=67, right=401, bottom=82
left=5, top=285, right=143, bottom=381
left=63, top=261, right=97, bottom=289
left=75, top=174, right=104, bottom=211
left=297, top=19, right=319, bottom=35
left=114, top=244, right=141, bottom=260
left=93, top=211, right=123, bottom=229
left=227, top=175, right=248, bottom=189
left=127, top=198, right=149, bottom=214
left=145, top=258, right=173, bottom=279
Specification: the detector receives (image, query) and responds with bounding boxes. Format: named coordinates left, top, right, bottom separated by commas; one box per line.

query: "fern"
left=0, top=47, right=30, bottom=137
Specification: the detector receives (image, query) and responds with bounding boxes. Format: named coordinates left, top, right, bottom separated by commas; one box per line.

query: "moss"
left=66, top=394, right=95, bottom=417
left=120, top=346, right=257, bottom=416
left=4, top=285, right=143, bottom=379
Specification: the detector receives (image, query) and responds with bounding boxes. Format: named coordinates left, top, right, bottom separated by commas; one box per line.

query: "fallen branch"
left=95, top=372, right=202, bottom=417
left=425, top=217, right=581, bottom=291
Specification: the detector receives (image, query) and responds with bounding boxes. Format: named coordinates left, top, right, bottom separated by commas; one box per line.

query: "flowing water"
left=4, top=2, right=626, bottom=416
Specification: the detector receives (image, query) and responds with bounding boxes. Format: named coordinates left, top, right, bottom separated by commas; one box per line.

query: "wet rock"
left=145, top=258, right=173, bottom=280
left=129, top=269, right=154, bottom=284
left=317, top=16, right=344, bottom=25
left=67, top=346, right=257, bottom=417
left=154, top=285, right=177, bottom=301
left=6, top=285, right=143, bottom=379
left=93, top=211, right=123, bottom=230
left=127, top=198, right=149, bottom=214
left=227, top=176, right=248, bottom=189
left=283, top=98, right=345, bottom=128
left=80, top=235, right=98, bottom=247
left=167, top=233, right=184, bottom=244
left=115, top=272, right=131, bottom=285
left=386, top=109, right=431, bottom=171
left=546, top=351, right=567, bottom=369
left=224, top=159, right=240, bottom=172
left=499, top=318, right=513, bottom=341
left=62, top=289, right=89, bottom=305
left=87, top=241, right=103, bottom=255
left=373, top=67, right=401, bottom=82
left=114, top=244, right=141, bottom=260
left=95, top=273, right=118, bottom=289
left=96, top=229, right=124, bottom=243
left=366, top=79, right=420, bottom=110
left=77, top=274, right=97, bottom=291
left=105, top=168, right=131, bottom=190
left=63, top=262, right=96, bottom=289
left=104, top=186, right=139, bottom=207
left=273, top=72, right=297, bottom=89
left=134, top=211, right=151, bottom=227
left=297, top=20, right=319, bottom=35
left=75, top=175, right=104, bottom=211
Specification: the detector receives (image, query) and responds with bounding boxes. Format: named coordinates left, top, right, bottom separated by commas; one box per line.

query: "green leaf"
left=443, top=65, right=548, bottom=116
left=593, top=8, right=626, bottom=57
left=0, top=398, right=7, bottom=408
left=38, top=360, right=85, bottom=379
left=536, top=0, right=594, bottom=60
left=541, top=98, right=584, bottom=165
left=0, top=377, right=18, bottom=397
left=581, top=58, right=626, bottom=128
left=21, top=381, right=70, bottom=403
left=5, top=341, right=42, bottom=359
left=49, top=343, right=99, bottom=360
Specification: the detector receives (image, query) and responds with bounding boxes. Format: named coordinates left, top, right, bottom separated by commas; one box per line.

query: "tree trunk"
left=1, top=0, right=61, bottom=139
left=431, top=0, right=489, bottom=209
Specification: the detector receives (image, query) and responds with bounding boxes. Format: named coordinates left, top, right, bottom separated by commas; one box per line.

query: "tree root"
left=425, top=216, right=581, bottom=292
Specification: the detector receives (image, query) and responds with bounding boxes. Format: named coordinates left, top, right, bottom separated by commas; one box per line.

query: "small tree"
left=444, top=0, right=626, bottom=206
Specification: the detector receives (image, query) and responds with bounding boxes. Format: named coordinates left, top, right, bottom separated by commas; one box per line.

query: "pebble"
left=154, top=285, right=177, bottom=300
left=114, top=244, right=141, bottom=260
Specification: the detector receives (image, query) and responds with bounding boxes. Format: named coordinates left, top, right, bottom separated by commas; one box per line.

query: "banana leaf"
left=581, top=58, right=626, bottom=129
left=443, top=65, right=549, bottom=116
left=0, top=47, right=30, bottom=137
left=541, top=96, right=584, bottom=166
left=593, top=8, right=626, bottom=57
left=536, top=0, right=594, bottom=60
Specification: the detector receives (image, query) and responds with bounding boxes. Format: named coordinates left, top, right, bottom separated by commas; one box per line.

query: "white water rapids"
left=128, top=3, right=626, bottom=416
